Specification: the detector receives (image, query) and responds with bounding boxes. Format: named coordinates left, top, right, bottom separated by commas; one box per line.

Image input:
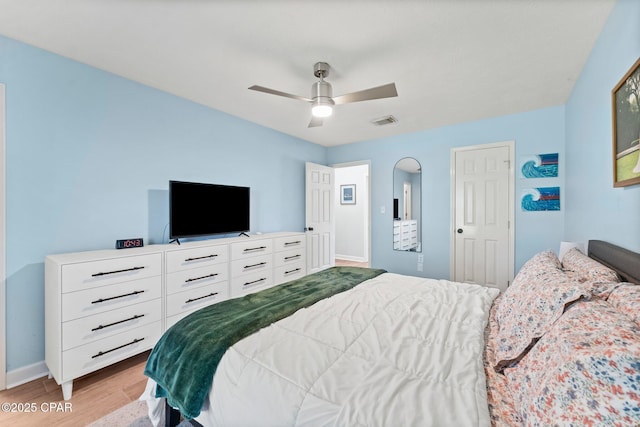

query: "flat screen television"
left=169, top=180, right=250, bottom=239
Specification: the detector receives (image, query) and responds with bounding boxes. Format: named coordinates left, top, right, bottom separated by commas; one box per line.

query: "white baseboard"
left=6, top=360, right=48, bottom=389
left=335, top=254, right=367, bottom=263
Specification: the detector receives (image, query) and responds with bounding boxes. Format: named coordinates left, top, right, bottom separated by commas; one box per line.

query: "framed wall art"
left=340, top=184, right=356, bottom=205
left=521, top=187, right=560, bottom=211
left=612, top=57, right=640, bottom=187
left=519, top=152, right=559, bottom=178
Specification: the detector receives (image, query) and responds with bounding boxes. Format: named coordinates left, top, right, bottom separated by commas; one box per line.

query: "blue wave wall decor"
left=520, top=153, right=559, bottom=178
left=521, top=186, right=560, bottom=211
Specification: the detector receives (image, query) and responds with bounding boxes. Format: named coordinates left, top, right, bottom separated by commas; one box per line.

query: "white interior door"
left=305, top=162, right=335, bottom=273
left=451, top=142, right=514, bottom=291
left=403, top=182, right=411, bottom=220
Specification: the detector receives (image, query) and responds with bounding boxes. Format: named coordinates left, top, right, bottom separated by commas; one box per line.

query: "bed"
left=142, top=240, right=640, bottom=426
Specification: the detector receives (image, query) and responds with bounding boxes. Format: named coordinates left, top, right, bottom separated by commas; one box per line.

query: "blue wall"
left=565, top=0, right=640, bottom=253
left=328, top=106, right=566, bottom=278
left=329, top=0, right=639, bottom=279
left=0, top=36, right=326, bottom=371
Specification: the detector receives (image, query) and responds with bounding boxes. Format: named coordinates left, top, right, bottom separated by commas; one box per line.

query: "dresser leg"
left=61, top=381, right=73, bottom=400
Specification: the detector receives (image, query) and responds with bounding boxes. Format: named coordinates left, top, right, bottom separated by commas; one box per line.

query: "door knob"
left=457, top=228, right=463, bottom=234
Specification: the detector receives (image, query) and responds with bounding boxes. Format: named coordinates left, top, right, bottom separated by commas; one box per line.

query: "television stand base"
left=169, top=238, right=181, bottom=245
left=239, top=232, right=249, bottom=237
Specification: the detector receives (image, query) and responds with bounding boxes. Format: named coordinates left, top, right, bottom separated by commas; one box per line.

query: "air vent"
left=371, top=115, right=398, bottom=126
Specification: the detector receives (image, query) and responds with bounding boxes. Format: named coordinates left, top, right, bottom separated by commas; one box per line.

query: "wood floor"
left=0, top=350, right=149, bottom=426
left=0, top=260, right=368, bottom=426
left=335, top=259, right=369, bottom=267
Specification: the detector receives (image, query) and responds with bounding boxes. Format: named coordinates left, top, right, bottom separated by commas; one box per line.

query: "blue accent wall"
left=0, top=35, right=326, bottom=371
left=565, top=0, right=640, bottom=253
left=329, top=0, right=639, bottom=280
left=328, top=106, right=566, bottom=278
left=0, top=0, right=638, bottom=375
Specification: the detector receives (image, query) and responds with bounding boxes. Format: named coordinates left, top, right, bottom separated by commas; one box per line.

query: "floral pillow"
left=561, top=247, right=620, bottom=297
left=607, top=283, right=640, bottom=327
left=483, top=295, right=523, bottom=426
left=492, top=250, right=589, bottom=371
left=503, top=298, right=640, bottom=426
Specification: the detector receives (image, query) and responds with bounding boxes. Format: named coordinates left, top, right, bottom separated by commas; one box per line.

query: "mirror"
left=393, top=158, right=421, bottom=252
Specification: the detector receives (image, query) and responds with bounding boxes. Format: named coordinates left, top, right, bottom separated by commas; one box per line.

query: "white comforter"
left=144, top=272, right=499, bottom=426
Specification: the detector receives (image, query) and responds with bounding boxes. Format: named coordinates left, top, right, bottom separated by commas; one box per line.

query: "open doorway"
left=333, top=161, right=370, bottom=268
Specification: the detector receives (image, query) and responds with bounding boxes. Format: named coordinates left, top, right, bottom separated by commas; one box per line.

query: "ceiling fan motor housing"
left=311, top=80, right=334, bottom=105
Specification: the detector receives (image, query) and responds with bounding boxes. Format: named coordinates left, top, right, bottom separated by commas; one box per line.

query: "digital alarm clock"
left=115, top=238, right=144, bottom=249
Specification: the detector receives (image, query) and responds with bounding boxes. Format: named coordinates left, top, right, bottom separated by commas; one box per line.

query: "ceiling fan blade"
left=308, top=117, right=323, bottom=128
left=248, top=85, right=312, bottom=102
left=332, top=83, right=398, bottom=105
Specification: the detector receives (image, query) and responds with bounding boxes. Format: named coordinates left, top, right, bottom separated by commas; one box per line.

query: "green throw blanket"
left=144, top=266, right=386, bottom=419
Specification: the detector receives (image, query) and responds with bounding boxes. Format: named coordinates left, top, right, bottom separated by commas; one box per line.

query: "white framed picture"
left=340, top=184, right=356, bottom=205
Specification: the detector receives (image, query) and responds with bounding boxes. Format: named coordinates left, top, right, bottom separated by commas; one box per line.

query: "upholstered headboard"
left=588, top=240, right=640, bottom=285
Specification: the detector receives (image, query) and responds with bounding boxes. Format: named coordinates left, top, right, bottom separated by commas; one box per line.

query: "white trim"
left=450, top=140, right=515, bottom=285
left=0, top=83, right=6, bottom=390
left=6, top=361, right=49, bottom=389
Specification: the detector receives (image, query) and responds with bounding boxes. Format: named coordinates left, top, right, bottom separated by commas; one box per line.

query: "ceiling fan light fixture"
left=311, top=99, right=333, bottom=118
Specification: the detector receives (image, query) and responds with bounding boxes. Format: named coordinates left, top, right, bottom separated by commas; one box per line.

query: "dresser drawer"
left=230, top=254, right=272, bottom=277
left=274, top=262, right=305, bottom=285
left=230, top=239, right=272, bottom=260
left=165, top=244, right=228, bottom=273
left=61, top=276, right=162, bottom=322
left=230, top=270, right=273, bottom=297
left=62, top=322, right=161, bottom=382
left=274, top=235, right=305, bottom=252
left=61, top=253, right=161, bottom=293
left=274, top=247, right=305, bottom=267
left=62, top=298, right=161, bottom=351
left=166, top=263, right=228, bottom=295
left=166, top=281, right=229, bottom=318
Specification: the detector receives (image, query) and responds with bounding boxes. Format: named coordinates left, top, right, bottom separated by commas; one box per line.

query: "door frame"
left=449, top=140, right=515, bottom=285
left=332, top=160, right=371, bottom=265
left=0, top=83, right=6, bottom=389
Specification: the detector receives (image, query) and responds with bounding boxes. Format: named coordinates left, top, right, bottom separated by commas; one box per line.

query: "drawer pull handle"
left=92, top=290, right=145, bottom=304
left=91, top=266, right=145, bottom=277
left=185, top=292, right=219, bottom=304
left=184, top=254, right=218, bottom=262
left=244, top=262, right=266, bottom=270
left=91, top=314, right=145, bottom=331
left=91, top=337, right=145, bottom=359
left=243, top=246, right=266, bottom=253
left=285, top=268, right=301, bottom=275
left=243, top=278, right=267, bottom=287
left=185, top=273, right=218, bottom=283
left=284, top=241, right=301, bottom=246
left=284, top=254, right=301, bottom=261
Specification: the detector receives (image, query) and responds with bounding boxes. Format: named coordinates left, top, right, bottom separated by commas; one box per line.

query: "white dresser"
left=393, top=220, right=418, bottom=250
left=45, top=232, right=306, bottom=399
left=164, top=241, right=230, bottom=329
left=45, top=248, right=164, bottom=400
left=230, top=237, right=275, bottom=297
left=228, top=233, right=306, bottom=297
left=273, top=234, right=306, bottom=285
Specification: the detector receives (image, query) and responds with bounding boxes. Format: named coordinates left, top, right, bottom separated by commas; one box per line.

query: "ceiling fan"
left=248, top=62, right=398, bottom=128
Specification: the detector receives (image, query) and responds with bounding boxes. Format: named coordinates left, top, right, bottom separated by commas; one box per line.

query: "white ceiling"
left=0, top=0, right=616, bottom=147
